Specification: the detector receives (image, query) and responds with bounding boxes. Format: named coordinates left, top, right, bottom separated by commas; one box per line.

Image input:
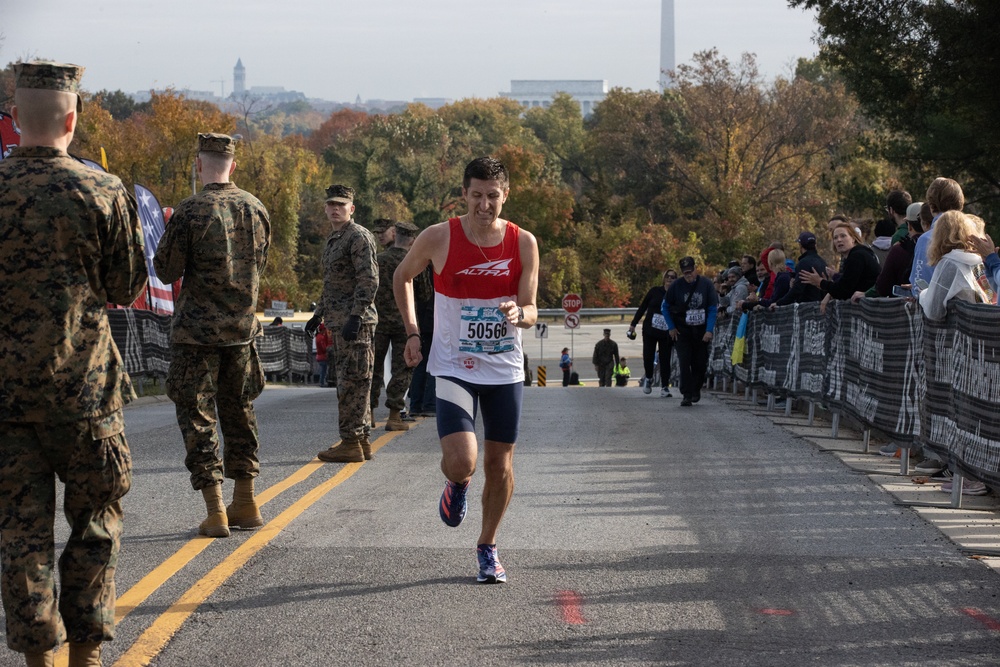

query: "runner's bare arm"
left=500, top=228, right=539, bottom=329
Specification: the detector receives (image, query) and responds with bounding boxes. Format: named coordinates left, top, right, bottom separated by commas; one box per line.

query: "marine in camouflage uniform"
left=306, top=185, right=378, bottom=462
left=153, top=133, right=270, bottom=538
left=372, top=217, right=396, bottom=249
left=371, top=221, right=419, bottom=430
left=592, top=329, right=620, bottom=387
left=0, top=62, right=147, bottom=662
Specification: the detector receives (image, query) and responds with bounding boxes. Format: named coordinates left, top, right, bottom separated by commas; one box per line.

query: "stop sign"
left=562, top=293, right=583, bottom=313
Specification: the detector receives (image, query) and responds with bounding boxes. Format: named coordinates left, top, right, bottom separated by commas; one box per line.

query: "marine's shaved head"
left=13, top=88, right=76, bottom=137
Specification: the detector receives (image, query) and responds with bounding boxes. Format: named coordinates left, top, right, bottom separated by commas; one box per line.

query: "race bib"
left=685, top=309, right=706, bottom=326
left=651, top=313, right=669, bottom=331
left=459, top=306, right=514, bottom=354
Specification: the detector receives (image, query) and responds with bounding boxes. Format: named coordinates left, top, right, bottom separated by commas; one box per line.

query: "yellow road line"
left=52, top=422, right=400, bottom=667
left=113, top=460, right=327, bottom=619
left=112, top=429, right=405, bottom=667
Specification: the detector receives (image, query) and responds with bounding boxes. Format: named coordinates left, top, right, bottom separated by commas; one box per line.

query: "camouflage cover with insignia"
left=314, top=221, right=378, bottom=329
left=154, top=182, right=270, bottom=345
left=0, top=147, right=148, bottom=422
left=373, top=246, right=408, bottom=334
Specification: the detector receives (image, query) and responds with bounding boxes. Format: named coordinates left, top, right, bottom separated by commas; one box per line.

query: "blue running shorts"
left=435, top=376, right=523, bottom=444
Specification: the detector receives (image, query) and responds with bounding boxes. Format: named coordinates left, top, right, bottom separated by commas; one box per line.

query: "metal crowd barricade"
left=707, top=298, right=1000, bottom=511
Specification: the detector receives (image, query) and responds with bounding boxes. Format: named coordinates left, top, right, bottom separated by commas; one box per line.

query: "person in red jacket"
left=314, top=323, right=333, bottom=387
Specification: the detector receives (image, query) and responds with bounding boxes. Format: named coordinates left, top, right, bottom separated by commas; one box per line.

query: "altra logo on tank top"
left=456, top=258, right=512, bottom=277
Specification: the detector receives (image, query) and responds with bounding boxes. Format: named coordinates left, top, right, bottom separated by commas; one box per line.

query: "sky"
left=3, top=0, right=819, bottom=103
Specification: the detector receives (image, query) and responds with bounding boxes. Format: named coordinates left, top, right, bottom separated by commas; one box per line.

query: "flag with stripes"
left=0, top=112, right=20, bottom=160
left=134, top=184, right=175, bottom=314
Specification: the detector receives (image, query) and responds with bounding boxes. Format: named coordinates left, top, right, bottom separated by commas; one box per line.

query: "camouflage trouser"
left=332, top=323, right=374, bottom=442
left=167, top=343, right=264, bottom=491
left=0, top=412, right=131, bottom=653
left=370, top=329, right=414, bottom=412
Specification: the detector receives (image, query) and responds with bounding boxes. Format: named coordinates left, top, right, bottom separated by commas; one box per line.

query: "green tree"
left=523, top=93, right=594, bottom=191
left=94, top=89, right=147, bottom=120
left=788, top=0, right=1000, bottom=219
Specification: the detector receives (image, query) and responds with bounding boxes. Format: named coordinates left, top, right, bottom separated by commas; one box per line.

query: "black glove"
left=341, top=315, right=362, bottom=341
left=304, top=315, right=321, bottom=336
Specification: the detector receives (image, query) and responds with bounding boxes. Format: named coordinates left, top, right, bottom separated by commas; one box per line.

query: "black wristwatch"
left=517, top=306, right=524, bottom=321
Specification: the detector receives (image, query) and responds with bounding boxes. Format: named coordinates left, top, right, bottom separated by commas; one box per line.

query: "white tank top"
left=428, top=218, right=525, bottom=384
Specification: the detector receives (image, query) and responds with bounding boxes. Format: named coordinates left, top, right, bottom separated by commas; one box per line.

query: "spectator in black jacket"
left=772, top=232, right=828, bottom=308
left=801, top=222, right=880, bottom=313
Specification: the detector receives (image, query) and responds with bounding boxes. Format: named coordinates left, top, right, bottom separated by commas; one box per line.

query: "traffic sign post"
left=562, top=293, right=582, bottom=313
left=562, top=293, right=583, bottom=367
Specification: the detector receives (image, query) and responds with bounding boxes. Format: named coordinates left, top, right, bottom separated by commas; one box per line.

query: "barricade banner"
left=107, top=309, right=314, bottom=382
left=923, top=302, right=1000, bottom=487
left=708, top=313, right=737, bottom=378
left=790, top=302, right=827, bottom=400
left=259, top=326, right=290, bottom=378
left=826, top=299, right=922, bottom=443
left=747, top=307, right=793, bottom=393
left=107, top=308, right=172, bottom=379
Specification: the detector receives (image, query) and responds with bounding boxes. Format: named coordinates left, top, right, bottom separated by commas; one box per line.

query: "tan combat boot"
left=199, top=484, right=230, bottom=538
left=360, top=436, right=373, bottom=461
left=68, top=642, right=101, bottom=667
left=386, top=409, right=409, bottom=432
left=24, top=651, right=53, bottom=667
left=227, top=478, right=264, bottom=529
left=317, top=440, right=365, bottom=463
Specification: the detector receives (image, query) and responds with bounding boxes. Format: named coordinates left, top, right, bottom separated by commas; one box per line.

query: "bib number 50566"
left=467, top=321, right=508, bottom=340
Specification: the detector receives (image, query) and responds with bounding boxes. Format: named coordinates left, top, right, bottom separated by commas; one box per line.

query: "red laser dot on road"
left=555, top=590, right=585, bottom=625
left=759, top=608, right=795, bottom=616
left=962, top=608, right=1000, bottom=631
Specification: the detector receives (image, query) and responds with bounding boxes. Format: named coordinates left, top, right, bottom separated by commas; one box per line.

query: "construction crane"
left=211, top=79, right=226, bottom=99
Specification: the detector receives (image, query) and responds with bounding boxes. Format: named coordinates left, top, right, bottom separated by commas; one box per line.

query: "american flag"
left=134, top=184, right=176, bottom=314
left=0, top=112, right=19, bottom=160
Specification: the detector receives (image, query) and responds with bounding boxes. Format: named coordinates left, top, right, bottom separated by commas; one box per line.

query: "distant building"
left=500, top=80, right=608, bottom=117
left=234, top=58, right=246, bottom=95
left=413, top=97, right=453, bottom=110
left=231, top=60, right=306, bottom=104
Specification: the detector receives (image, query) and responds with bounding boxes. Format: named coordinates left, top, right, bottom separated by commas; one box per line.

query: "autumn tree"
left=73, top=90, right=237, bottom=206
left=307, top=108, right=370, bottom=156
left=237, top=131, right=324, bottom=309
left=586, top=51, right=860, bottom=264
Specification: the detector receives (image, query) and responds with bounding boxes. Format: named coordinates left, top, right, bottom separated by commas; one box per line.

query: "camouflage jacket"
left=592, top=339, right=620, bottom=366
left=0, top=146, right=147, bottom=422
left=374, top=246, right=408, bottom=333
left=154, top=182, right=270, bottom=346
left=314, top=221, right=378, bottom=329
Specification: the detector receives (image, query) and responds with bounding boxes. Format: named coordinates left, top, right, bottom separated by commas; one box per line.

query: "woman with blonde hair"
left=919, top=211, right=995, bottom=320
left=917, top=211, right=993, bottom=494
left=800, top=222, right=880, bottom=312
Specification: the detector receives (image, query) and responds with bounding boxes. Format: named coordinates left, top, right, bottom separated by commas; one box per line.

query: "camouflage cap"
left=372, top=218, right=394, bottom=232
left=325, top=184, right=355, bottom=204
left=14, top=60, right=85, bottom=112
left=394, top=221, right=419, bottom=234
left=197, top=133, right=236, bottom=155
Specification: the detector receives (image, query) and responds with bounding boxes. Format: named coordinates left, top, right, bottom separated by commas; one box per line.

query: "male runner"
left=393, top=156, right=539, bottom=583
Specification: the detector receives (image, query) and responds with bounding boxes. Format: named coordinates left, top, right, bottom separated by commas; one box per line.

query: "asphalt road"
left=2, top=381, right=999, bottom=666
